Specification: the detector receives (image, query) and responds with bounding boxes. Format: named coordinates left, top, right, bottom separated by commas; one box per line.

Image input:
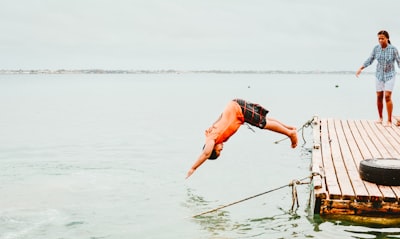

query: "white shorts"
left=376, top=76, right=395, bottom=92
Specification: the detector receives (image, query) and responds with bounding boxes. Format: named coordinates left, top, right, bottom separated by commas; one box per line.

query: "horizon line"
left=0, top=69, right=367, bottom=75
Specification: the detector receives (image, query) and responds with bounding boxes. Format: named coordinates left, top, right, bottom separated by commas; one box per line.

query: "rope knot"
left=290, top=179, right=300, bottom=211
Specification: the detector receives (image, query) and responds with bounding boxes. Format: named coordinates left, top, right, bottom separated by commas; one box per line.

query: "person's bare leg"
left=267, top=117, right=296, bottom=130
left=376, top=91, right=384, bottom=124
left=385, top=91, right=393, bottom=126
left=264, top=119, right=297, bottom=148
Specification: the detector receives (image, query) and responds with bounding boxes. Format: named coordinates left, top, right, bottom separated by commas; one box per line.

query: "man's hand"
left=186, top=168, right=195, bottom=179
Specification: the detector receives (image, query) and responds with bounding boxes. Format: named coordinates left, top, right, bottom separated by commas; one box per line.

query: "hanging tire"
left=359, top=158, right=400, bottom=186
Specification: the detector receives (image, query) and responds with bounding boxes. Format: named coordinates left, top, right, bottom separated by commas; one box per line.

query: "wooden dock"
left=311, top=116, right=400, bottom=225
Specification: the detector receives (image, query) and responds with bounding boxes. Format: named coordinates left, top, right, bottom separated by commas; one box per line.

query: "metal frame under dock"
left=311, top=116, right=400, bottom=225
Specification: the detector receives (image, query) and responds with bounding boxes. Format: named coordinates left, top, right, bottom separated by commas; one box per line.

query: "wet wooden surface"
left=312, top=117, right=400, bottom=217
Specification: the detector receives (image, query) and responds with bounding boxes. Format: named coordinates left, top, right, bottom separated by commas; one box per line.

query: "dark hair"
left=378, top=30, right=391, bottom=44
left=202, top=145, right=219, bottom=160
left=208, top=149, right=218, bottom=160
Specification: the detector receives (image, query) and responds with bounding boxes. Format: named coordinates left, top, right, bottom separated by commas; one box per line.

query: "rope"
left=289, top=179, right=310, bottom=211
left=192, top=175, right=312, bottom=218
left=291, top=179, right=300, bottom=211
left=274, top=117, right=314, bottom=145
left=245, top=122, right=256, bottom=133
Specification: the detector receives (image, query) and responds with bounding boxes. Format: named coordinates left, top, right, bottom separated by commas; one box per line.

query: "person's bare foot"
left=384, top=121, right=392, bottom=127
left=289, top=129, right=298, bottom=148
left=375, top=118, right=383, bottom=124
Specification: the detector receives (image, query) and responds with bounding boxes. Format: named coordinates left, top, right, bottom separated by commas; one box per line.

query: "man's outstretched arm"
left=186, top=139, right=215, bottom=179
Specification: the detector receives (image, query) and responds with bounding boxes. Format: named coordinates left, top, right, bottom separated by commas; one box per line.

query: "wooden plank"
left=386, top=122, right=400, bottom=191
left=347, top=120, right=382, bottom=200
left=384, top=125, right=400, bottom=199
left=355, top=120, right=381, bottom=157
left=367, top=121, right=398, bottom=157
left=312, top=117, right=327, bottom=212
left=353, top=120, right=389, bottom=201
left=378, top=126, right=400, bottom=199
left=327, top=118, right=355, bottom=199
left=391, top=187, right=400, bottom=200
left=379, top=126, right=400, bottom=157
left=338, top=120, right=370, bottom=200
left=384, top=126, right=400, bottom=146
left=389, top=120, right=400, bottom=138
left=312, top=117, right=327, bottom=199
left=320, top=199, right=400, bottom=215
left=311, top=116, right=323, bottom=190
left=364, top=121, right=397, bottom=200
left=389, top=125, right=400, bottom=198
left=320, top=118, right=342, bottom=199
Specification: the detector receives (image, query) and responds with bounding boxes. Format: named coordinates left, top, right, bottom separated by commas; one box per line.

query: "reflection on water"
left=0, top=209, right=62, bottom=239
left=309, top=212, right=400, bottom=239
left=344, top=228, right=400, bottom=239
left=185, top=189, right=235, bottom=236
left=185, top=188, right=310, bottom=238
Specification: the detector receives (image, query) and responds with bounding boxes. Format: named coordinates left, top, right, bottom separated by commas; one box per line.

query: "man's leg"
left=264, top=118, right=298, bottom=148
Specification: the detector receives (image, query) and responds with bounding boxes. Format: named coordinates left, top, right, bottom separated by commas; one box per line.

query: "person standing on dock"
left=185, top=98, right=298, bottom=179
left=356, top=30, right=400, bottom=126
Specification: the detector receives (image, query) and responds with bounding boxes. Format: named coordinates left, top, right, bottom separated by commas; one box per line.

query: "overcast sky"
left=1, top=0, right=399, bottom=71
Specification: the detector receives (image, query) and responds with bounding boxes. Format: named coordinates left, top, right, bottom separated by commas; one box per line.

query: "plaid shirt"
left=363, top=44, right=400, bottom=82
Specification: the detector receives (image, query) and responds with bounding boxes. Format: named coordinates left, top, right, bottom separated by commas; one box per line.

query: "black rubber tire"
left=359, top=158, right=400, bottom=186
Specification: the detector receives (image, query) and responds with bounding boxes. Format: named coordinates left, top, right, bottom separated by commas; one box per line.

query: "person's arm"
left=357, top=46, right=376, bottom=77
left=394, top=47, right=400, bottom=69
left=356, top=66, right=365, bottom=77
left=186, top=139, right=215, bottom=179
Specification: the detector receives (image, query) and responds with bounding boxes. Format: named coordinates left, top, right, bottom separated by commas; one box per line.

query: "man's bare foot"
left=289, top=129, right=298, bottom=148
left=375, top=118, right=383, bottom=124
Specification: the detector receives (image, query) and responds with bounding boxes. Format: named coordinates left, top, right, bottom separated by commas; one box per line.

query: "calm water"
left=1, top=73, right=399, bottom=239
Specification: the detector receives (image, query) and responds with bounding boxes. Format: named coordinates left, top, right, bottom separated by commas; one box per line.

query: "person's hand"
left=186, top=168, right=195, bottom=179
left=356, top=68, right=363, bottom=78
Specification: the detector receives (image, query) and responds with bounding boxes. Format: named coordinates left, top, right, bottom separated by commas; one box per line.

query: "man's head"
left=205, top=143, right=223, bottom=160
left=208, top=149, right=219, bottom=160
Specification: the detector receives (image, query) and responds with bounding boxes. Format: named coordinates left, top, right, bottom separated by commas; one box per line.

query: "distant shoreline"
left=0, top=69, right=370, bottom=75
